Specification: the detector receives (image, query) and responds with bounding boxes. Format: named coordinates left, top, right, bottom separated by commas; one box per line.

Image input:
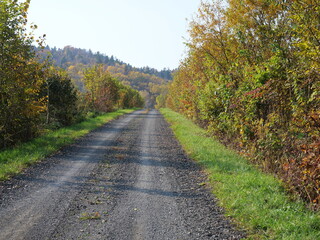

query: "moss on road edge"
left=160, top=108, right=320, bottom=240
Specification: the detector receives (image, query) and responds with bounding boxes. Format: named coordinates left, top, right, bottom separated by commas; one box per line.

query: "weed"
left=79, top=212, right=101, bottom=220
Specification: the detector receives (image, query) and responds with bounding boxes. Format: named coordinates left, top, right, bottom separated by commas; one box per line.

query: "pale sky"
left=27, top=0, right=202, bottom=70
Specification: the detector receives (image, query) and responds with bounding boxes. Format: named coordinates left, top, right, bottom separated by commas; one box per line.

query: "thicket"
left=166, top=0, right=320, bottom=208
left=82, top=65, right=144, bottom=113
left=41, top=69, right=79, bottom=127
left=0, top=0, right=144, bottom=150
left=0, top=0, right=46, bottom=148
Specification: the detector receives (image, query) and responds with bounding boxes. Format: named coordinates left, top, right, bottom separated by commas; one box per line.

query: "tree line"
left=0, top=0, right=144, bottom=150
left=38, top=45, right=173, bottom=80
left=36, top=46, right=172, bottom=108
left=162, top=0, right=320, bottom=208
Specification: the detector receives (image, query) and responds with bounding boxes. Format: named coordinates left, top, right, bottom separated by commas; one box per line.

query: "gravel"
left=0, top=110, right=246, bottom=240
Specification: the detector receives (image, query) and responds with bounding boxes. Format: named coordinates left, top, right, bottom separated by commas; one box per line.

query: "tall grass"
left=160, top=108, right=320, bottom=240
left=0, top=109, right=136, bottom=180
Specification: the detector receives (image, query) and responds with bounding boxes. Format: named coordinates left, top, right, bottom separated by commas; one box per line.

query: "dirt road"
left=0, top=110, right=245, bottom=240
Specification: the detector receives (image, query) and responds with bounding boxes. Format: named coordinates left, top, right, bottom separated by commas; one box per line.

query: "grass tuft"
left=79, top=212, right=102, bottom=220
left=0, top=109, right=136, bottom=181
left=160, top=108, right=320, bottom=240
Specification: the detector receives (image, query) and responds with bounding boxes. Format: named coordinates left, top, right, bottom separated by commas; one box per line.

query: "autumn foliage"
left=0, top=0, right=144, bottom=149
left=37, top=46, right=172, bottom=108
left=83, top=65, right=144, bottom=113
left=0, top=0, right=46, bottom=148
left=167, top=0, right=320, bottom=208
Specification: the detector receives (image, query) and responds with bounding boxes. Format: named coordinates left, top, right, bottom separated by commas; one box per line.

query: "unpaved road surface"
left=0, top=110, right=245, bottom=240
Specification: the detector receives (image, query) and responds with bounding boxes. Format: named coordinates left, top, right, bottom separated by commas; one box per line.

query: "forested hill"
left=37, top=46, right=173, bottom=107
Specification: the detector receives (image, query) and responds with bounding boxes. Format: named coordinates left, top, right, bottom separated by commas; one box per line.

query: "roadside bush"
left=167, top=0, right=320, bottom=208
left=0, top=0, right=46, bottom=149
left=41, top=70, right=79, bottom=127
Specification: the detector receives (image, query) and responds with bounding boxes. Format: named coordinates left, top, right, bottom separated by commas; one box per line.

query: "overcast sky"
left=27, top=0, right=201, bottom=70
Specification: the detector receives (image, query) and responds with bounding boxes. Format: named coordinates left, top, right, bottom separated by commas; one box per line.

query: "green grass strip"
left=0, top=109, right=136, bottom=181
left=160, top=108, right=320, bottom=240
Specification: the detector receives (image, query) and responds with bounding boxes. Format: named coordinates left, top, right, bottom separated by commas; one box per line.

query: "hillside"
left=37, top=46, right=173, bottom=107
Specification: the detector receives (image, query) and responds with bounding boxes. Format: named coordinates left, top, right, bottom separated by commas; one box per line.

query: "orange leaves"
left=309, top=110, right=320, bottom=130
left=244, top=86, right=265, bottom=99
left=282, top=141, right=320, bottom=208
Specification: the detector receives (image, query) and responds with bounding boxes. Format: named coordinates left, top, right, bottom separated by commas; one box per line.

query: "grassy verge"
left=160, top=108, right=320, bottom=240
left=0, top=109, right=136, bottom=181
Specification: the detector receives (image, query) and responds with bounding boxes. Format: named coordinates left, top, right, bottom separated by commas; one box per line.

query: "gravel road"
left=0, top=110, right=245, bottom=240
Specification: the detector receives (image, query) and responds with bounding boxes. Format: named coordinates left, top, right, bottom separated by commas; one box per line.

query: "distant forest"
left=36, top=46, right=173, bottom=107
left=41, top=46, right=173, bottom=80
